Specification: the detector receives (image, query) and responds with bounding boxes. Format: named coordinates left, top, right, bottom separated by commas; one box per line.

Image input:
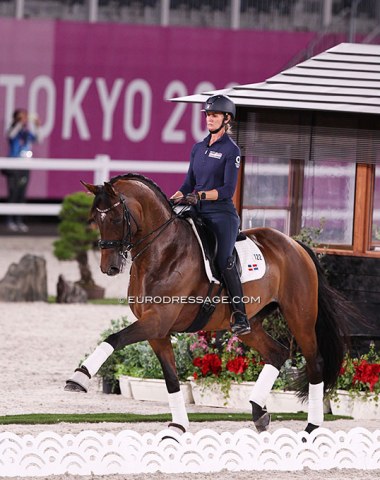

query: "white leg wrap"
left=168, top=390, right=189, bottom=431
left=249, top=364, right=280, bottom=408
left=67, top=370, right=90, bottom=392
left=307, top=382, right=324, bottom=426
left=82, top=342, right=114, bottom=377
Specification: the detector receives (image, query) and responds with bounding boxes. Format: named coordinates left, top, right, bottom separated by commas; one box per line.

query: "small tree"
left=54, top=191, right=102, bottom=298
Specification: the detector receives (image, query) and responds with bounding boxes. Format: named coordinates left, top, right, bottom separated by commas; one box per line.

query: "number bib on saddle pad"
left=236, top=236, right=266, bottom=283
left=187, top=217, right=266, bottom=284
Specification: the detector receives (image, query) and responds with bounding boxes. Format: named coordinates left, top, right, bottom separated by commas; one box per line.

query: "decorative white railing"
left=1, top=427, right=379, bottom=476
left=0, top=155, right=188, bottom=216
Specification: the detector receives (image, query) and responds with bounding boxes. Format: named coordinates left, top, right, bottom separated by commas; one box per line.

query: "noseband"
left=96, top=194, right=175, bottom=261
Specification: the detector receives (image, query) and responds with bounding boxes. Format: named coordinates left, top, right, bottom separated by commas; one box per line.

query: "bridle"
left=96, top=194, right=176, bottom=261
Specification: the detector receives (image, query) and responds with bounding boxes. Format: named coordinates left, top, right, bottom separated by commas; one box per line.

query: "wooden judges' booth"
left=175, top=43, right=380, bottom=349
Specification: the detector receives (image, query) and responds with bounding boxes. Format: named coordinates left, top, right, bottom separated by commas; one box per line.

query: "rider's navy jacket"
left=179, top=132, right=241, bottom=203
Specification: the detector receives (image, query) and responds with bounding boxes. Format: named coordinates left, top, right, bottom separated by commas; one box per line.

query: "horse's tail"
left=296, top=242, right=351, bottom=395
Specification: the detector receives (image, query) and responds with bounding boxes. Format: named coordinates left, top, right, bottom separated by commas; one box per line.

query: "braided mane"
left=110, top=173, right=171, bottom=209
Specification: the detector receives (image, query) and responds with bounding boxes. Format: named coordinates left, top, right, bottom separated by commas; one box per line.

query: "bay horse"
left=65, top=173, right=350, bottom=435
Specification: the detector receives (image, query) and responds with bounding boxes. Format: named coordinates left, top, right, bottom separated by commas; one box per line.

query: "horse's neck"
left=128, top=212, right=206, bottom=306
left=132, top=205, right=194, bottom=262
left=140, top=200, right=171, bottom=233
left=119, top=180, right=171, bottom=234
left=127, top=193, right=171, bottom=256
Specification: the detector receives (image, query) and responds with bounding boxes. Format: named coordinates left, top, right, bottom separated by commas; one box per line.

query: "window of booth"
left=301, top=160, right=356, bottom=246
left=239, top=110, right=356, bottom=245
left=239, top=109, right=309, bottom=235
left=238, top=109, right=380, bottom=253
left=241, top=156, right=291, bottom=233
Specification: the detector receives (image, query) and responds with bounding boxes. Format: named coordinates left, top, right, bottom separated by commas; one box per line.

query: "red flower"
left=192, top=353, right=222, bottom=377
left=193, top=357, right=202, bottom=368
left=353, top=360, right=380, bottom=392
left=193, top=372, right=198, bottom=380
left=226, top=356, right=248, bottom=375
left=204, top=353, right=222, bottom=375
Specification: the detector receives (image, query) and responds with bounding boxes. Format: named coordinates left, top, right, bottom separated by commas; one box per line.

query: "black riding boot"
left=222, top=256, right=251, bottom=336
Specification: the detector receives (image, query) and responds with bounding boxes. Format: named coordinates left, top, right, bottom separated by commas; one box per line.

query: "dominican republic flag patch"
left=248, top=264, right=259, bottom=271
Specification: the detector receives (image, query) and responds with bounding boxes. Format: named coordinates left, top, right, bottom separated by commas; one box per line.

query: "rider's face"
left=205, top=111, right=225, bottom=132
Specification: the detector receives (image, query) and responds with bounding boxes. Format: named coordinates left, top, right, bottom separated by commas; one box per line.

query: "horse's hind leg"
left=297, top=335, right=324, bottom=434
left=149, top=338, right=189, bottom=434
left=280, top=302, right=324, bottom=434
left=240, top=320, right=289, bottom=432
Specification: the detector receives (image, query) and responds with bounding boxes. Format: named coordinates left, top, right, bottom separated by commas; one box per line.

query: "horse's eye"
left=112, top=217, right=123, bottom=225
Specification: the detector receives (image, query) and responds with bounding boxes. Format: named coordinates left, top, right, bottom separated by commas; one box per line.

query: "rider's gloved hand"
left=184, top=193, right=198, bottom=206
left=169, top=196, right=184, bottom=206
left=170, top=193, right=199, bottom=206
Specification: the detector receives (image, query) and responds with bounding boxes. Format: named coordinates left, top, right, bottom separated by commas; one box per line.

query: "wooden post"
left=353, top=163, right=374, bottom=254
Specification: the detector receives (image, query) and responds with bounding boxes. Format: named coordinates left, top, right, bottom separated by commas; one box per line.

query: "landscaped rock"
left=0, top=254, right=48, bottom=302
left=56, top=274, right=88, bottom=303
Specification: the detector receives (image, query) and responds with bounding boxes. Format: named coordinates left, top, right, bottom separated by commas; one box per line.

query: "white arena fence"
left=0, top=427, right=379, bottom=476
left=0, top=155, right=188, bottom=216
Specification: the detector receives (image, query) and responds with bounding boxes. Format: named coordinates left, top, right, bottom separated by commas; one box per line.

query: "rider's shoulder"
left=223, top=134, right=240, bottom=154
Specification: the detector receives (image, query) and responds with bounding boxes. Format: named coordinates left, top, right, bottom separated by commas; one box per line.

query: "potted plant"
left=330, top=343, right=380, bottom=419
left=116, top=333, right=194, bottom=403
left=53, top=191, right=104, bottom=300
left=189, top=331, right=264, bottom=408
left=189, top=331, right=324, bottom=412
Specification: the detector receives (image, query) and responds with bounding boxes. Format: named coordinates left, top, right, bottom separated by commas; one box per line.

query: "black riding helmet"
left=202, top=94, right=236, bottom=120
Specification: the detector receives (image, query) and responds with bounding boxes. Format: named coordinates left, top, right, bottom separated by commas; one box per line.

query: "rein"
left=96, top=194, right=176, bottom=261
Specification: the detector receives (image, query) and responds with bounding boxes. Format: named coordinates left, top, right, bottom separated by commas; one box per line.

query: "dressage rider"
left=170, top=94, right=251, bottom=336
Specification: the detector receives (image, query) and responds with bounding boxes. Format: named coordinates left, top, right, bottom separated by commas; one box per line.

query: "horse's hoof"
left=168, top=422, right=186, bottom=435
left=305, top=422, right=319, bottom=434
left=64, top=380, right=86, bottom=393
left=254, top=412, right=271, bottom=432
left=64, top=368, right=90, bottom=392
left=160, top=435, right=180, bottom=444
left=301, top=423, right=320, bottom=443
left=159, top=423, right=186, bottom=444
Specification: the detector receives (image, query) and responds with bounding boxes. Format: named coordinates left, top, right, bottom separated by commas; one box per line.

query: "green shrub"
left=53, top=191, right=99, bottom=288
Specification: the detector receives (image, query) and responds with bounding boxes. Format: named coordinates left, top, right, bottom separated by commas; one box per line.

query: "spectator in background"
left=2, top=108, right=40, bottom=232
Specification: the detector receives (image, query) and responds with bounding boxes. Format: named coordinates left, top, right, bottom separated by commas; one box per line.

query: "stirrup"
left=230, top=312, right=251, bottom=336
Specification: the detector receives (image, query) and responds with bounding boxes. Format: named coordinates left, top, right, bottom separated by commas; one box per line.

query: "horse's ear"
left=103, top=181, right=118, bottom=197
left=80, top=180, right=101, bottom=195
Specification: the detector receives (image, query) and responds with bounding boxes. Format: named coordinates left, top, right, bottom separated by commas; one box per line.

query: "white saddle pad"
left=187, top=217, right=266, bottom=284
left=236, top=236, right=266, bottom=283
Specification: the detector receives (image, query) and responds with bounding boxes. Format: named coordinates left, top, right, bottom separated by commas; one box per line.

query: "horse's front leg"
left=65, top=314, right=174, bottom=393
left=149, top=337, right=189, bottom=434
left=65, top=340, right=114, bottom=392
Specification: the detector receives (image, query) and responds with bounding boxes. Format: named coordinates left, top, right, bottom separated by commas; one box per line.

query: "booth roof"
left=172, top=43, right=380, bottom=115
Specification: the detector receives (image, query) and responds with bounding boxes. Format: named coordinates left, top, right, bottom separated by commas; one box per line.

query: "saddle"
left=175, top=205, right=244, bottom=281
